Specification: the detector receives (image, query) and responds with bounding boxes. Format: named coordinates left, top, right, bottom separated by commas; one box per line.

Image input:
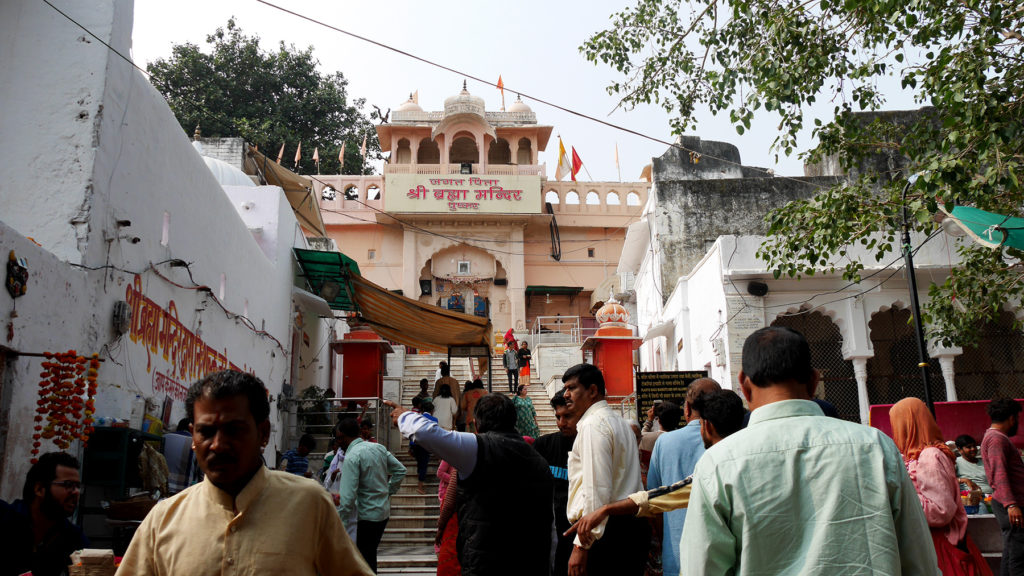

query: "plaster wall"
left=535, top=343, right=584, bottom=387
left=0, top=0, right=319, bottom=498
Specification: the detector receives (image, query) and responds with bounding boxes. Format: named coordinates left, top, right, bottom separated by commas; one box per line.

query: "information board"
left=635, top=370, right=709, bottom=426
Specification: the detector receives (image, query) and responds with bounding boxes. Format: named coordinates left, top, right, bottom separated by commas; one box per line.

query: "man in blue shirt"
left=335, top=417, right=406, bottom=573
left=646, top=377, right=720, bottom=576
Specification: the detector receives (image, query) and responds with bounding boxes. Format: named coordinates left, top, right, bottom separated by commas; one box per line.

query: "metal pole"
left=901, top=177, right=935, bottom=414
left=487, top=354, right=492, bottom=393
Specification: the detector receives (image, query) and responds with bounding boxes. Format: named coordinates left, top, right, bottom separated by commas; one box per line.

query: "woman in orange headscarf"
left=890, top=397, right=991, bottom=575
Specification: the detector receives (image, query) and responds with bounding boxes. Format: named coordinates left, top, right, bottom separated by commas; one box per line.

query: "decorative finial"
left=462, top=79, right=468, bottom=91
left=193, top=122, right=201, bottom=141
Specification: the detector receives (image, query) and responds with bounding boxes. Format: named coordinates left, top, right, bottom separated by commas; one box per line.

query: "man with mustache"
left=981, top=397, right=1024, bottom=575
left=0, top=452, right=89, bottom=576
left=117, top=370, right=373, bottom=575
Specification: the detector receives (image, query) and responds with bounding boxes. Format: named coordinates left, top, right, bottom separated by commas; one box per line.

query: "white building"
left=0, top=0, right=335, bottom=499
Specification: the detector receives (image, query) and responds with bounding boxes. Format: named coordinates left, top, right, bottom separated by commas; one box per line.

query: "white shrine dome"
left=508, top=95, right=532, bottom=113
left=443, top=82, right=486, bottom=118
left=397, top=93, right=422, bottom=113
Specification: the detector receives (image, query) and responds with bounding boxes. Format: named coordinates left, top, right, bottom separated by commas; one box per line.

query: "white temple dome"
left=397, top=93, right=422, bottom=112
left=443, top=81, right=485, bottom=118
left=508, top=95, right=532, bottom=113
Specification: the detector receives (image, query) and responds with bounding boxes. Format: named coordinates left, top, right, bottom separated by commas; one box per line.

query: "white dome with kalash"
left=508, top=94, right=532, bottom=113
left=396, top=93, right=422, bottom=113
left=443, top=81, right=486, bottom=118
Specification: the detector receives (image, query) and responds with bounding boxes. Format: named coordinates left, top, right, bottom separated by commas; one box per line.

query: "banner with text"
left=635, top=370, right=709, bottom=428
left=385, top=173, right=542, bottom=214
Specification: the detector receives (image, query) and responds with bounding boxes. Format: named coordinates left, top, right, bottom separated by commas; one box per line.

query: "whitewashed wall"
left=0, top=0, right=327, bottom=498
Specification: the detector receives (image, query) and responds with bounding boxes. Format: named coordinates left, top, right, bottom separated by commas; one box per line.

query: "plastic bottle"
left=129, top=395, right=145, bottom=430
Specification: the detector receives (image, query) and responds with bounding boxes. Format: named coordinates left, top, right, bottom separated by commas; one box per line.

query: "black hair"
left=658, top=401, right=682, bottom=432
left=186, top=370, right=270, bottom=424
left=988, top=398, right=1022, bottom=423
left=335, top=417, right=360, bottom=439
left=741, top=327, right=815, bottom=388
left=440, top=362, right=451, bottom=377
left=517, top=384, right=527, bottom=396
left=23, top=452, right=79, bottom=503
left=439, top=384, right=452, bottom=398
left=955, top=434, right=977, bottom=449
left=175, top=417, right=190, bottom=433
left=471, top=378, right=485, bottom=390
left=419, top=378, right=429, bottom=389
left=411, top=396, right=423, bottom=409
left=550, top=388, right=567, bottom=409
left=475, top=393, right=517, bottom=433
left=692, top=390, right=745, bottom=439
left=298, top=433, right=316, bottom=450
left=421, top=399, right=435, bottom=413
left=562, top=363, right=605, bottom=396
left=360, top=419, right=374, bottom=429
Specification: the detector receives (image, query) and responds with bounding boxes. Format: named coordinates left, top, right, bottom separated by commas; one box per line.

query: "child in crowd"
left=280, top=433, right=316, bottom=477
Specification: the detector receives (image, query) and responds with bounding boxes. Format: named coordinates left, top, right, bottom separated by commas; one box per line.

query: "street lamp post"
left=900, top=175, right=935, bottom=414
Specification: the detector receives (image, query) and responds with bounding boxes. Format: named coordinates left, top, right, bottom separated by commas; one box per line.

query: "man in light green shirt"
left=335, top=417, right=406, bottom=573
left=681, top=326, right=939, bottom=575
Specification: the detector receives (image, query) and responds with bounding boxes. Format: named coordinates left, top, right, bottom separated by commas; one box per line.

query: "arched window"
left=565, top=190, right=580, bottom=205
left=418, top=139, right=440, bottom=164
left=366, top=185, right=381, bottom=200
left=586, top=191, right=600, bottom=205
left=450, top=135, right=479, bottom=164
left=488, top=138, right=511, bottom=164
left=545, top=190, right=560, bottom=204
left=321, top=186, right=337, bottom=201
left=517, top=137, right=533, bottom=165
left=606, top=192, right=621, bottom=205
left=344, top=185, right=360, bottom=200
left=395, top=138, right=412, bottom=164
left=627, top=192, right=641, bottom=206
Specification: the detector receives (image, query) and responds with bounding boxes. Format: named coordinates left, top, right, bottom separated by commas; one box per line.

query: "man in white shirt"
left=563, top=363, right=647, bottom=576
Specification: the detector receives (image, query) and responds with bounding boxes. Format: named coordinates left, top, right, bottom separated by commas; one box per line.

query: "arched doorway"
left=867, top=307, right=945, bottom=406
left=954, top=310, right=1024, bottom=400
left=425, top=244, right=507, bottom=327
left=450, top=134, right=479, bottom=164
left=488, top=138, right=511, bottom=164
left=771, top=310, right=859, bottom=422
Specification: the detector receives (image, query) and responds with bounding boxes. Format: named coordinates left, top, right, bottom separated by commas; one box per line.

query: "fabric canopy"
left=293, top=248, right=360, bottom=311
left=346, top=273, right=492, bottom=354
left=942, top=205, right=1024, bottom=251
left=244, top=146, right=327, bottom=237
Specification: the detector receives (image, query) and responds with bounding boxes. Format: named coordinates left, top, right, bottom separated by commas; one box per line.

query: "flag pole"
left=615, top=142, right=621, bottom=182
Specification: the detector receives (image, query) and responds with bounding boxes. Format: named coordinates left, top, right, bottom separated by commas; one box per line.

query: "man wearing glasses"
left=0, top=451, right=89, bottom=576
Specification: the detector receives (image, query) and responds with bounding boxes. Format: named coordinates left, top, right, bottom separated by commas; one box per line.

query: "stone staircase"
left=377, top=351, right=557, bottom=574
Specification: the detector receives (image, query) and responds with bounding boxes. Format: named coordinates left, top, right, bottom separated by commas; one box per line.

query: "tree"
left=147, top=18, right=379, bottom=175
left=583, top=0, right=1024, bottom=346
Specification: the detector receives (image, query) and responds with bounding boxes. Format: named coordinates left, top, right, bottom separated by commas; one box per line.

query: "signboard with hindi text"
left=635, top=370, right=708, bottom=427
left=384, top=173, right=542, bottom=214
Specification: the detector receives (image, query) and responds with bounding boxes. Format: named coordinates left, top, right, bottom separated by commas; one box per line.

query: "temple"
left=315, top=85, right=650, bottom=336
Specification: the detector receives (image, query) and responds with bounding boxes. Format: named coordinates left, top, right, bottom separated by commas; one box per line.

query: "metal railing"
left=278, top=396, right=392, bottom=467
left=531, top=316, right=581, bottom=345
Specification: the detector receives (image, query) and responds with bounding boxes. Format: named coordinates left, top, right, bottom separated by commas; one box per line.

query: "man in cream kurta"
left=563, top=363, right=647, bottom=576
left=117, top=370, right=371, bottom=576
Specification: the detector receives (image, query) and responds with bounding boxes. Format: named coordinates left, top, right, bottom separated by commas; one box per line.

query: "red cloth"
left=981, top=428, right=1024, bottom=507
left=503, top=329, right=519, bottom=351
left=930, top=529, right=992, bottom=576
left=437, top=513, right=461, bottom=576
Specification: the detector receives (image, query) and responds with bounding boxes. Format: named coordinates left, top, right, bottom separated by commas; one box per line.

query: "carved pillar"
left=411, top=137, right=420, bottom=166
left=477, top=134, right=486, bottom=173
left=510, top=225, right=527, bottom=331
left=402, top=227, right=418, bottom=300
left=440, top=134, right=449, bottom=166
left=852, top=356, right=871, bottom=425
left=938, top=355, right=958, bottom=402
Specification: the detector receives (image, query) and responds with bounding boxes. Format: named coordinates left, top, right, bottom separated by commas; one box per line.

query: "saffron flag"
left=294, top=141, right=302, bottom=167
left=555, top=137, right=572, bottom=181
left=412, top=90, right=419, bottom=104
left=360, top=133, right=367, bottom=158
left=571, top=147, right=583, bottom=182
left=277, top=142, right=285, bottom=164
left=313, top=147, right=320, bottom=163
left=497, top=75, right=505, bottom=110
left=338, top=142, right=346, bottom=165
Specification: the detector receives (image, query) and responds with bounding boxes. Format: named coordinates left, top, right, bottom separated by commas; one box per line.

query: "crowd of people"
left=3, top=330, right=1024, bottom=575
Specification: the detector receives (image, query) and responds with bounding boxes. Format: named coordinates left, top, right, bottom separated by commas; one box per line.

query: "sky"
left=130, top=0, right=914, bottom=181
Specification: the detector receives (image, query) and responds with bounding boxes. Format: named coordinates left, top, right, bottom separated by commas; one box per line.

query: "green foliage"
left=147, top=18, right=379, bottom=175
left=584, top=0, right=1024, bottom=346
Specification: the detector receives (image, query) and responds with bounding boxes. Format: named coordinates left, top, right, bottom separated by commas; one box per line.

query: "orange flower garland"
left=31, top=351, right=99, bottom=463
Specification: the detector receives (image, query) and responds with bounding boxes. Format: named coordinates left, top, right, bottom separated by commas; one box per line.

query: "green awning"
left=293, top=248, right=361, bottom=311
left=525, top=285, right=583, bottom=295
left=943, top=206, right=1024, bottom=251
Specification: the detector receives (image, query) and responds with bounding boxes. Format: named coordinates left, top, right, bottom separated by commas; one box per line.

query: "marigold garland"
left=31, top=351, right=99, bottom=464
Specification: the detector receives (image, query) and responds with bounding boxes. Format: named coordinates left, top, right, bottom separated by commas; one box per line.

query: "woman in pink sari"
left=890, top=398, right=991, bottom=575
left=435, top=460, right=461, bottom=576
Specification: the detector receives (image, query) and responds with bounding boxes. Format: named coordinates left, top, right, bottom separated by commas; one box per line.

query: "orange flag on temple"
left=277, top=142, right=285, bottom=164
left=338, top=142, right=346, bottom=165
left=571, top=147, right=583, bottom=182
left=294, top=141, right=302, bottom=167
left=360, top=134, right=367, bottom=158
left=497, top=75, right=505, bottom=110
